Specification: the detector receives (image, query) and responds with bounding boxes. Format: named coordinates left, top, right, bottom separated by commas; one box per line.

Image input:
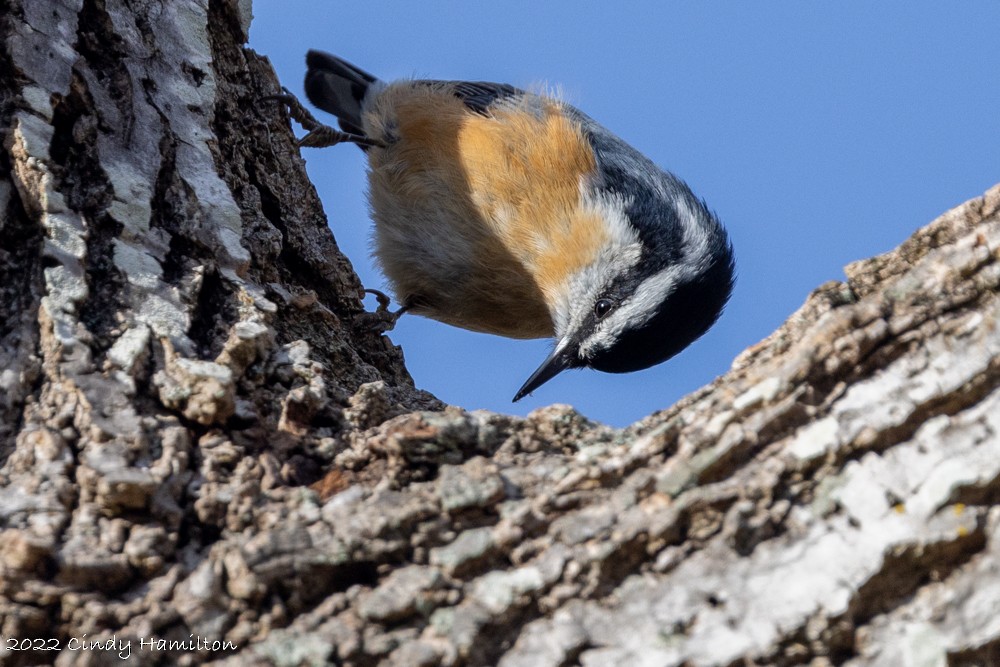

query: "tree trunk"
left=2, top=2, right=999, bottom=666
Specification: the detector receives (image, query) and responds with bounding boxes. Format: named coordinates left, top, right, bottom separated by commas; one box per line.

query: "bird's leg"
left=264, top=87, right=385, bottom=149
left=357, top=288, right=410, bottom=334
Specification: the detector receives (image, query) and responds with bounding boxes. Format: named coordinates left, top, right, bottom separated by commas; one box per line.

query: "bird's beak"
left=513, top=340, right=577, bottom=402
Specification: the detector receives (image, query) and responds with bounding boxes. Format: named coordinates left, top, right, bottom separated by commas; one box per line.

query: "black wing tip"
left=449, top=81, right=522, bottom=116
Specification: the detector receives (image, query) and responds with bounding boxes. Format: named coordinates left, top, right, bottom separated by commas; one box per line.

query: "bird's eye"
left=594, top=298, right=614, bottom=320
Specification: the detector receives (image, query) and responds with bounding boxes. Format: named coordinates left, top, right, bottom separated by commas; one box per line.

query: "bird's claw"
left=355, top=289, right=410, bottom=334
left=264, top=87, right=385, bottom=149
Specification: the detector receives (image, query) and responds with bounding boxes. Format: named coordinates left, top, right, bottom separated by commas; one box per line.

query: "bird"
left=287, top=50, right=735, bottom=402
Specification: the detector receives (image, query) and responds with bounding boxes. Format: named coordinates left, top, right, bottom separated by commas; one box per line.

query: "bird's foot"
left=264, top=88, right=385, bottom=149
left=355, top=288, right=410, bottom=334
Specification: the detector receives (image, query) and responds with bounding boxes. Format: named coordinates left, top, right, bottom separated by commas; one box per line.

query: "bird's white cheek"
left=578, top=326, right=613, bottom=360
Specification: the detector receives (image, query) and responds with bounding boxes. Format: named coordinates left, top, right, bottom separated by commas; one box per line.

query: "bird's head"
left=514, top=179, right=735, bottom=401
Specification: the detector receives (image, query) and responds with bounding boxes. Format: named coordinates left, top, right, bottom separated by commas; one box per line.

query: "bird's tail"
left=304, top=50, right=379, bottom=137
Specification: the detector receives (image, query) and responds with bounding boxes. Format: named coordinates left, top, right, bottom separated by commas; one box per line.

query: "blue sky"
left=250, top=2, right=1000, bottom=427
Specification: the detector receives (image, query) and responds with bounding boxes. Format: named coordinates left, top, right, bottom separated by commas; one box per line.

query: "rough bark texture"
left=2, top=2, right=999, bottom=666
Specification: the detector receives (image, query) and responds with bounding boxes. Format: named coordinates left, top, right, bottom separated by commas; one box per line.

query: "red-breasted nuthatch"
left=294, top=51, right=735, bottom=402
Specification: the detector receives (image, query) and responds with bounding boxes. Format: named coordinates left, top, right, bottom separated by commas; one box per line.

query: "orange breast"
left=364, top=83, right=605, bottom=338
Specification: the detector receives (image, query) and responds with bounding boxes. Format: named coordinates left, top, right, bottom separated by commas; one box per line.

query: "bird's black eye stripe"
left=594, top=298, right=615, bottom=320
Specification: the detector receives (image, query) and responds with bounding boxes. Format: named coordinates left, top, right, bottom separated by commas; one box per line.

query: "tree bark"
left=2, top=2, right=999, bottom=666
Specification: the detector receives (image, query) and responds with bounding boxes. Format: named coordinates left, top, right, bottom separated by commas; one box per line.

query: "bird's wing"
left=445, top=81, right=523, bottom=115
